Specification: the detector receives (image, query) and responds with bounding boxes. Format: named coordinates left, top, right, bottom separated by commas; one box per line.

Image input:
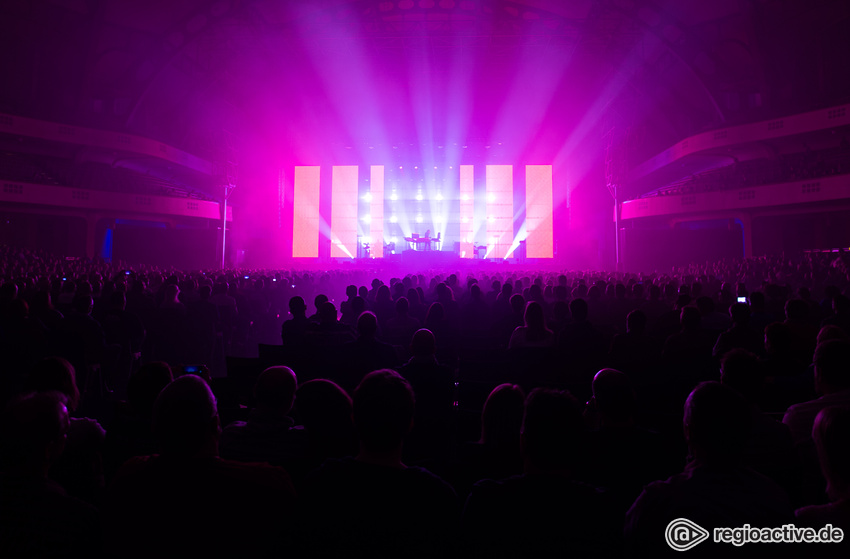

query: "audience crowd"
left=2, top=243, right=850, bottom=556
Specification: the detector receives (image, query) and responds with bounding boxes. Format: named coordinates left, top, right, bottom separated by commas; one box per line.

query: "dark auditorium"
left=3, top=1, right=850, bottom=557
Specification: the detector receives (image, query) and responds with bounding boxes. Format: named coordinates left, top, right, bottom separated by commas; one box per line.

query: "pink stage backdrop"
left=526, top=165, right=554, bottom=258
left=486, top=165, right=514, bottom=259
left=331, top=166, right=359, bottom=258
left=459, top=165, right=475, bottom=258
left=292, top=166, right=320, bottom=257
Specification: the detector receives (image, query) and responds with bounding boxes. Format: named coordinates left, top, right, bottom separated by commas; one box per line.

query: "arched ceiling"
left=1, top=0, right=848, bottom=175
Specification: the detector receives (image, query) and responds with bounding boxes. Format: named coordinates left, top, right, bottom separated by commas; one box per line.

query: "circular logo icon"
left=665, top=518, right=710, bottom=551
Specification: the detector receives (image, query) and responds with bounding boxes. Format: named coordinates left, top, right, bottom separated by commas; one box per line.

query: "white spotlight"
left=389, top=215, right=398, bottom=223
left=416, top=193, right=423, bottom=201
left=461, top=194, right=469, bottom=201
left=436, top=192, right=443, bottom=201
left=362, top=215, right=371, bottom=223
left=362, top=236, right=371, bottom=243
left=488, top=215, right=495, bottom=223
left=416, top=215, right=423, bottom=223
left=363, top=192, right=373, bottom=202
left=488, top=193, right=496, bottom=203
left=461, top=216, right=469, bottom=223
left=390, top=193, right=398, bottom=201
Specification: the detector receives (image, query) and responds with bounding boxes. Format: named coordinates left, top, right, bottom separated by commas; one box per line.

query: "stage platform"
left=402, top=249, right=463, bottom=265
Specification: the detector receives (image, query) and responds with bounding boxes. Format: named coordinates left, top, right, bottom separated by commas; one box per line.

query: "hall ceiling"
left=1, top=0, right=847, bottom=171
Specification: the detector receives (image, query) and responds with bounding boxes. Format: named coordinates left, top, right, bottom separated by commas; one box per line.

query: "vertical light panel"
left=486, top=165, right=514, bottom=259
left=331, top=166, right=358, bottom=258
left=292, top=166, right=320, bottom=258
left=459, top=165, right=474, bottom=258
left=526, top=165, right=554, bottom=258
left=369, top=165, right=384, bottom=258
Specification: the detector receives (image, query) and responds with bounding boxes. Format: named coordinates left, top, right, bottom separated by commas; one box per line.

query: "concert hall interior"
left=3, top=1, right=848, bottom=272
left=4, top=1, right=850, bottom=557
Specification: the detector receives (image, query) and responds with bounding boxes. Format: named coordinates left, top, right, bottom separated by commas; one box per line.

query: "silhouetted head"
left=529, top=284, right=543, bottom=301
left=1, top=391, right=70, bottom=472
left=254, top=366, right=297, bottom=413
left=510, top=293, right=526, bottom=316
left=649, top=284, right=661, bottom=301
left=295, top=379, right=354, bottom=442
left=72, top=293, right=93, bottom=315
left=313, top=294, right=329, bottom=313
left=410, top=328, right=436, bottom=357
left=406, top=288, right=420, bottom=306
left=814, top=339, right=850, bottom=395
left=395, top=296, right=409, bottom=315
left=289, top=296, right=307, bottom=316
left=569, top=298, right=588, bottom=322
left=481, top=383, right=525, bottom=447
left=626, top=309, right=647, bottom=333
left=729, top=302, right=750, bottom=324
left=785, top=299, right=808, bottom=322
left=357, top=311, right=378, bottom=339
left=720, top=349, right=762, bottom=403
left=764, top=322, right=791, bottom=355
left=425, top=302, right=445, bottom=325
left=353, top=369, right=415, bottom=453
left=153, top=375, right=219, bottom=458
left=376, top=285, right=391, bottom=302
left=25, top=357, right=80, bottom=412
left=524, top=301, right=546, bottom=331
left=319, top=301, right=338, bottom=324
left=680, top=306, right=701, bottom=330
left=684, top=381, right=750, bottom=463
left=591, top=369, right=635, bottom=424
left=817, top=325, right=850, bottom=345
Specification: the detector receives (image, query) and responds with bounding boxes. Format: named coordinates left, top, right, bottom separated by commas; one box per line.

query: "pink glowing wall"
left=459, top=164, right=474, bottom=258
left=486, top=165, right=514, bottom=259
left=369, top=165, right=384, bottom=258
left=292, top=166, right=320, bottom=258
left=526, top=165, right=554, bottom=258
left=330, top=165, right=358, bottom=258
